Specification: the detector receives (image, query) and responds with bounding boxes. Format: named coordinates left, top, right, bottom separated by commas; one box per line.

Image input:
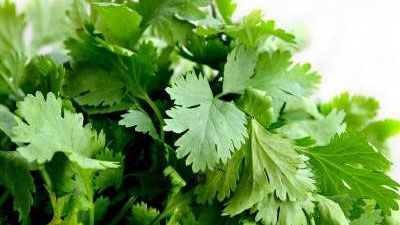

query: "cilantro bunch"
left=0, top=0, right=399, bottom=224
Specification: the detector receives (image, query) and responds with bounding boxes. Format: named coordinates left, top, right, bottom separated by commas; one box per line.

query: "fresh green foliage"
left=0, top=0, right=398, bottom=224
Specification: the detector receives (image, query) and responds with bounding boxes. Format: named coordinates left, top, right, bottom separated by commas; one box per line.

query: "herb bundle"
left=0, top=0, right=399, bottom=225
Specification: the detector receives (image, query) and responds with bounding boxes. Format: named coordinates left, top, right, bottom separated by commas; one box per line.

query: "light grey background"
left=235, top=0, right=400, bottom=180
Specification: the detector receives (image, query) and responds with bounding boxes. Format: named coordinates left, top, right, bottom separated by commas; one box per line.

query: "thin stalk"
left=0, top=72, right=24, bottom=100
left=143, top=94, right=165, bottom=141
left=40, top=168, right=53, bottom=190
left=215, top=92, right=228, bottom=99
left=107, top=196, right=137, bottom=225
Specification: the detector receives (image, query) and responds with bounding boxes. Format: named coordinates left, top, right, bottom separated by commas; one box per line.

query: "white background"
left=235, top=0, right=400, bottom=180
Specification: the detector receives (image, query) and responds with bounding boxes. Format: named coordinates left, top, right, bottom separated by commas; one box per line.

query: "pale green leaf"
left=164, top=72, right=247, bottom=172
left=315, top=195, right=349, bottom=225
left=224, top=119, right=315, bottom=215
left=278, top=110, right=346, bottom=146
left=11, top=92, right=118, bottom=169
left=214, top=0, right=236, bottom=24
left=222, top=45, right=257, bottom=94
left=195, top=149, right=243, bottom=203
left=350, top=209, right=383, bottom=225
left=0, top=105, right=16, bottom=138
left=320, top=92, right=379, bottom=130
left=251, top=51, right=321, bottom=119
left=119, top=109, right=159, bottom=139
left=255, top=194, right=315, bottom=225
left=238, top=88, right=273, bottom=127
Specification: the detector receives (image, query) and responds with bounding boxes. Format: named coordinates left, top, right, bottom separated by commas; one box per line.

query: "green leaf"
left=123, top=42, right=158, bottom=98
left=94, top=197, right=110, bottom=224
left=304, top=133, right=399, bottom=213
left=224, top=119, right=315, bottom=215
left=11, top=92, right=118, bottom=169
left=225, top=10, right=295, bottom=48
left=0, top=105, right=16, bottom=138
left=23, top=56, right=65, bottom=96
left=0, top=0, right=25, bottom=53
left=222, top=45, right=257, bottom=94
left=0, top=151, right=35, bottom=222
left=27, top=0, right=75, bottom=50
left=214, top=0, right=236, bottom=24
left=363, top=119, right=400, bottom=156
left=93, top=3, right=143, bottom=48
left=350, top=209, right=383, bottom=225
left=129, top=202, right=160, bottom=225
left=195, top=149, right=243, bottom=203
left=251, top=51, right=321, bottom=119
left=95, top=149, right=124, bottom=192
left=254, top=194, right=315, bottom=225
left=278, top=110, right=346, bottom=146
left=238, top=88, right=273, bottom=127
left=164, top=72, right=247, bottom=172
left=134, top=0, right=206, bottom=44
left=64, top=67, right=124, bottom=107
left=119, top=109, right=159, bottom=139
left=315, top=195, right=349, bottom=225
left=320, top=92, right=379, bottom=130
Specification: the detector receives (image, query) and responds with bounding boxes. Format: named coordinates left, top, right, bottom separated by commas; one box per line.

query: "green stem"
left=215, top=92, right=228, bottom=99
left=143, top=95, right=165, bottom=141
left=0, top=72, right=24, bottom=100
left=0, top=191, right=10, bottom=208
left=107, top=196, right=137, bottom=225
left=40, top=168, right=53, bottom=190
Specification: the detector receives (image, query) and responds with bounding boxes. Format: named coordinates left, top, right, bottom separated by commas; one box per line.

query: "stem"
left=40, top=168, right=53, bottom=191
left=0, top=72, right=24, bottom=100
left=215, top=92, right=228, bottom=99
left=143, top=95, right=165, bottom=141
left=0, top=191, right=10, bottom=208
left=107, top=196, right=137, bottom=225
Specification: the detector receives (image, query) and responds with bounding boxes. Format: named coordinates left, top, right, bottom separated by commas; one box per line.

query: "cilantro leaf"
left=237, top=88, right=273, bottom=127
left=315, top=195, right=349, bottom=225
left=95, top=149, right=125, bottom=192
left=214, top=0, right=237, bottom=24
left=222, top=46, right=257, bottom=95
left=164, top=72, right=247, bottom=172
left=0, top=105, right=16, bottom=138
left=26, top=0, right=74, bottom=50
left=195, top=149, right=243, bottom=203
left=133, top=0, right=206, bottom=44
left=304, top=133, right=399, bottom=213
left=320, top=92, right=379, bottom=130
left=251, top=51, right=321, bottom=118
left=254, top=194, right=315, bottom=225
left=129, top=202, right=160, bottom=225
left=224, top=118, right=315, bottom=215
left=119, top=109, right=159, bottom=139
left=94, top=197, right=110, bottom=224
left=225, top=10, right=295, bottom=48
left=0, top=151, right=35, bottom=222
left=64, top=67, right=124, bottom=107
left=93, top=3, right=143, bottom=48
left=11, top=92, right=118, bottom=169
left=350, top=209, right=383, bottom=225
left=0, top=0, right=25, bottom=53
left=363, top=119, right=400, bottom=157
left=278, top=110, right=346, bottom=146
